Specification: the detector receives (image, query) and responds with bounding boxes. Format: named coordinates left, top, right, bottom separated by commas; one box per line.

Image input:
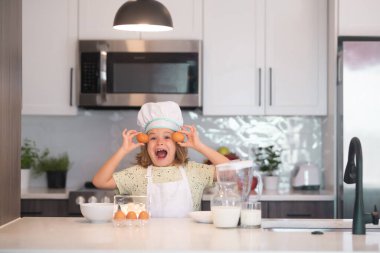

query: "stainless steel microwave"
left=78, top=40, right=201, bottom=108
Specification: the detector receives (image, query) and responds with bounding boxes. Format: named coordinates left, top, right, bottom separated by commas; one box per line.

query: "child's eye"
left=150, top=137, right=156, bottom=140
left=164, top=136, right=171, bottom=140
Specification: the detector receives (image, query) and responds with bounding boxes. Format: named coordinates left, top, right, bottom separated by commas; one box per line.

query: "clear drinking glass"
left=240, top=201, right=262, bottom=228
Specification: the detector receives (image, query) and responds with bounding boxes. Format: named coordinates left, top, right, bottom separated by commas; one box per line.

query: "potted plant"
left=34, top=149, right=71, bottom=189
left=255, top=145, right=282, bottom=191
left=21, top=138, right=39, bottom=190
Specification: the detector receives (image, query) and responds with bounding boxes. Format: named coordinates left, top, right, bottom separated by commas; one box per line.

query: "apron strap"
left=178, top=166, right=188, bottom=182
left=146, top=165, right=153, bottom=184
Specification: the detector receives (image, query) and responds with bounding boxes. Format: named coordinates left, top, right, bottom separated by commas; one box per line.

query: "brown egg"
left=126, top=211, right=137, bottom=220
left=113, top=210, right=125, bottom=220
left=138, top=211, right=150, bottom=220
left=136, top=133, right=149, bottom=143
left=172, top=132, right=185, bottom=142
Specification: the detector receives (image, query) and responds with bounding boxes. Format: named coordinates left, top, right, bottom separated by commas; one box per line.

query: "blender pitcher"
left=216, top=160, right=261, bottom=201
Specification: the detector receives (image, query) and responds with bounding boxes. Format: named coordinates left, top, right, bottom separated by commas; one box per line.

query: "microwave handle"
left=100, top=51, right=107, bottom=103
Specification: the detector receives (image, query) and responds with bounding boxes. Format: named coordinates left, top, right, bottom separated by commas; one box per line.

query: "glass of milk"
left=211, top=182, right=241, bottom=228
left=240, top=201, right=261, bottom=228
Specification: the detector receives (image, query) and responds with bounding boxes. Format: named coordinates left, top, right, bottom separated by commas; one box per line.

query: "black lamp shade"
left=113, top=0, right=173, bottom=32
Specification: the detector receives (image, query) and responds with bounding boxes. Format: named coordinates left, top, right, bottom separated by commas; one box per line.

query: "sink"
left=261, top=219, right=380, bottom=233
left=264, top=228, right=380, bottom=233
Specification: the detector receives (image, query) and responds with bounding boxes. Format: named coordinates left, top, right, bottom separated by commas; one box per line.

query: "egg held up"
left=136, top=132, right=185, bottom=143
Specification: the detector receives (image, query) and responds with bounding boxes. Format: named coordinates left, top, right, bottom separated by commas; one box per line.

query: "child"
left=93, top=101, right=229, bottom=218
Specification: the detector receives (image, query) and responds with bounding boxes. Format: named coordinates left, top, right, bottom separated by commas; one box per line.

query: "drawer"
left=21, top=199, right=69, bottom=217
left=266, top=201, right=334, bottom=219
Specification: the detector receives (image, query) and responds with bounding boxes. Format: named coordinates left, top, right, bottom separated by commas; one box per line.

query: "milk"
left=211, top=206, right=241, bottom=228
left=240, top=209, right=261, bottom=227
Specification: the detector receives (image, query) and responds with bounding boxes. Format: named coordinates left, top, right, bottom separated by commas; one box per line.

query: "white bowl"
left=80, top=203, right=114, bottom=223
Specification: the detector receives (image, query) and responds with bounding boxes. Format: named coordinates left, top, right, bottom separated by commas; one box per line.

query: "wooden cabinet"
left=203, top=0, right=327, bottom=116
left=78, top=0, right=202, bottom=40
left=265, top=201, right=334, bottom=219
left=201, top=200, right=334, bottom=218
left=22, top=0, right=78, bottom=115
left=21, top=199, right=70, bottom=217
left=339, top=0, right=380, bottom=36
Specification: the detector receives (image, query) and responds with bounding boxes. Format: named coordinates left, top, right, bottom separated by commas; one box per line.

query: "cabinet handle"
left=258, top=68, right=262, bottom=106
left=69, top=68, right=73, bottom=106
left=269, top=67, right=272, bottom=106
left=21, top=211, right=43, bottom=216
left=286, top=213, right=312, bottom=218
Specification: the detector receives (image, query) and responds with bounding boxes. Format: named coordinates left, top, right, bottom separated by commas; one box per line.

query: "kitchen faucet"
left=344, top=137, right=379, bottom=235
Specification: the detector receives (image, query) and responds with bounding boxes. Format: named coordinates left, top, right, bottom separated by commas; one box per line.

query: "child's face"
left=147, top=128, right=176, bottom=167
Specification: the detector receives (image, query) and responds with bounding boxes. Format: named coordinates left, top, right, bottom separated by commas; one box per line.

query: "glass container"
left=112, top=195, right=149, bottom=227
left=211, top=182, right=241, bottom=228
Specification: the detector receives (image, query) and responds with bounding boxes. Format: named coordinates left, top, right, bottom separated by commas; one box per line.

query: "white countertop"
left=202, top=189, right=335, bottom=201
left=1, top=217, right=379, bottom=252
left=21, top=187, right=72, bottom=199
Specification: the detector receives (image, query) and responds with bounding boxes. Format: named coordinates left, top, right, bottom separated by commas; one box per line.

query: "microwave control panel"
left=81, top=53, right=100, bottom=93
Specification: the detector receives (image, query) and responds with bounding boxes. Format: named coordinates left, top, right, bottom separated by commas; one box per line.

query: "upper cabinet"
left=203, top=0, right=264, bottom=115
left=22, top=0, right=78, bottom=115
left=339, top=0, right=380, bottom=36
left=203, top=0, right=327, bottom=116
left=78, top=0, right=202, bottom=40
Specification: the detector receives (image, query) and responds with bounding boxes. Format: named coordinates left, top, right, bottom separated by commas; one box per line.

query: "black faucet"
left=344, top=137, right=379, bottom=235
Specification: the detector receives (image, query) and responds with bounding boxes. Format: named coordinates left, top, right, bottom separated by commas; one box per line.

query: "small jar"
left=211, top=183, right=241, bottom=228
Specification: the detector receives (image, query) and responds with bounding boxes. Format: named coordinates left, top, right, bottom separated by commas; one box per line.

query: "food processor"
left=211, top=160, right=262, bottom=228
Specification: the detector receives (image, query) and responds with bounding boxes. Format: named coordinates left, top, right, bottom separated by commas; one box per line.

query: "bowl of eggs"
left=113, top=195, right=150, bottom=227
left=80, top=202, right=114, bottom=223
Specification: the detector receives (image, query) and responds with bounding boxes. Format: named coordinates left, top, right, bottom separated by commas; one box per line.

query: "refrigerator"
left=337, top=37, right=380, bottom=218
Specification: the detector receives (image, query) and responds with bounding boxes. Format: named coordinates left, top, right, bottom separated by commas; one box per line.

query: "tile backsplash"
left=22, top=109, right=325, bottom=191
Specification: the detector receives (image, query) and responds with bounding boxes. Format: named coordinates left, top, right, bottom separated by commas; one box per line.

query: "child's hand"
left=177, top=125, right=202, bottom=151
left=178, top=125, right=229, bottom=165
left=121, top=129, right=144, bottom=153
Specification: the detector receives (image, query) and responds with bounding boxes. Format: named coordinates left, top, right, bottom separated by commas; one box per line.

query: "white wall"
left=22, top=110, right=325, bottom=191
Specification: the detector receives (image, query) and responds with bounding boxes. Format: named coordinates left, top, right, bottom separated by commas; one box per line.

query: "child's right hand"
left=121, top=129, right=145, bottom=154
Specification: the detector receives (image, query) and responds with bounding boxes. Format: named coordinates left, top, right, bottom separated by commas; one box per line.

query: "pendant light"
left=113, top=0, right=173, bottom=32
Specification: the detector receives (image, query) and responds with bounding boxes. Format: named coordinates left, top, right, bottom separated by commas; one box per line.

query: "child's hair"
left=136, top=144, right=189, bottom=167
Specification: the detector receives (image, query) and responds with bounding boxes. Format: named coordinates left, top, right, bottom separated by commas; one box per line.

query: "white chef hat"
left=137, top=101, right=183, bottom=133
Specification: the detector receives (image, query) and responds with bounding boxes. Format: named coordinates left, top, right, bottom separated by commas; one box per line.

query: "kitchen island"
left=1, top=217, right=380, bottom=252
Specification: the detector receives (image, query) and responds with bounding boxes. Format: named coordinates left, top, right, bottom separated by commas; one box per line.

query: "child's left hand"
left=177, top=125, right=202, bottom=150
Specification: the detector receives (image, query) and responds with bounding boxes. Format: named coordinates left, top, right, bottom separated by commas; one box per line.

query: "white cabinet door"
left=265, top=0, right=327, bottom=115
left=142, top=0, right=202, bottom=40
left=203, top=0, right=327, bottom=116
left=22, top=0, right=77, bottom=115
left=78, top=0, right=201, bottom=40
left=339, top=0, right=380, bottom=36
left=78, top=0, right=139, bottom=40
left=203, top=0, right=265, bottom=115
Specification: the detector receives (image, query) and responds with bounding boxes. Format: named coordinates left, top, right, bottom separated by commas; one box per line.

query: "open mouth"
left=155, top=148, right=168, bottom=159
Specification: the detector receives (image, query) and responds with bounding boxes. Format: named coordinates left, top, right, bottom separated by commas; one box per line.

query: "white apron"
left=146, top=165, right=193, bottom=218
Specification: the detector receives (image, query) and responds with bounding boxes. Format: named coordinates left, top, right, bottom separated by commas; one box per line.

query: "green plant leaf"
left=21, top=138, right=39, bottom=169
left=254, top=145, right=282, bottom=176
left=33, top=151, right=71, bottom=176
